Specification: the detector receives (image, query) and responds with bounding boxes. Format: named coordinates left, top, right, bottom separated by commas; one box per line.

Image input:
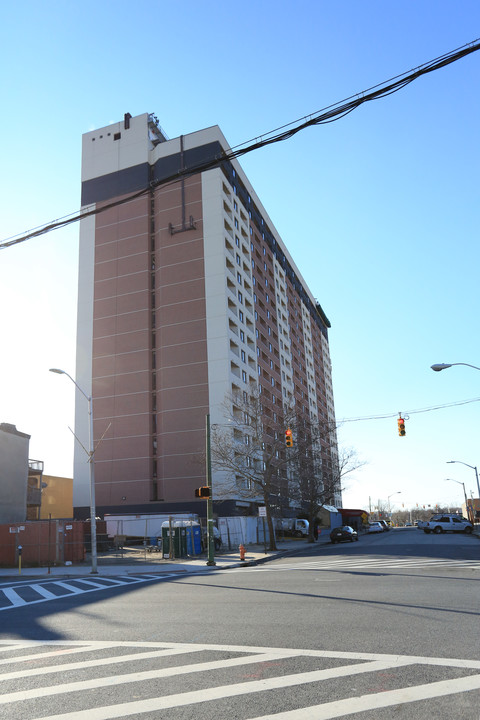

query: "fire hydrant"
left=239, top=544, right=246, bottom=561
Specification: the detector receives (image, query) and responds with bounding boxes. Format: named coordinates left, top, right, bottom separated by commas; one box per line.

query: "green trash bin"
left=162, top=522, right=188, bottom=558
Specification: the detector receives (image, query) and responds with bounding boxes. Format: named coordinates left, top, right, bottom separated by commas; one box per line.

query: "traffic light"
left=397, top=417, right=406, bottom=437
left=195, top=486, right=211, bottom=498
left=285, top=428, right=293, bottom=447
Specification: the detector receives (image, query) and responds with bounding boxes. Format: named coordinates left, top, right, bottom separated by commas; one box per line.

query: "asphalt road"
left=0, top=527, right=479, bottom=719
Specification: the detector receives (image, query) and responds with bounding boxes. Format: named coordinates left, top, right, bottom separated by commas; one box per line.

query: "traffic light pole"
left=205, top=414, right=216, bottom=566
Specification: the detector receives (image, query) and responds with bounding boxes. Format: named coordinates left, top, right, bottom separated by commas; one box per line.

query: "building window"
left=241, top=350, right=246, bottom=363
left=242, top=370, right=247, bottom=383
left=238, top=291, right=243, bottom=303
left=236, top=253, right=241, bottom=265
left=236, top=236, right=240, bottom=247
left=237, top=272, right=242, bottom=284
left=240, top=330, right=245, bottom=342
left=239, top=310, right=244, bottom=322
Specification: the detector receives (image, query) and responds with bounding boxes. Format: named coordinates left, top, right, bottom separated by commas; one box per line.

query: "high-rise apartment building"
left=74, top=112, right=339, bottom=518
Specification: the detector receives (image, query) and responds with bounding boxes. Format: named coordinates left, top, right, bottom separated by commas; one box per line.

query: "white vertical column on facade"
left=73, top=210, right=96, bottom=507
left=301, top=305, right=318, bottom=422
left=320, top=333, right=340, bottom=504
left=201, top=169, right=234, bottom=496
left=202, top=169, right=231, bottom=419
left=273, top=258, right=294, bottom=407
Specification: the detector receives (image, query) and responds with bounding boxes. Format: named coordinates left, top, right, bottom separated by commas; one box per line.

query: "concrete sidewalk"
left=0, top=536, right=330, bottom=582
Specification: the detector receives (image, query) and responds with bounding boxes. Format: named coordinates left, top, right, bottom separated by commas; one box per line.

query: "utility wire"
left=1, top=38, right=479, bottom=251
left=338, top=396, right=480, bottom=423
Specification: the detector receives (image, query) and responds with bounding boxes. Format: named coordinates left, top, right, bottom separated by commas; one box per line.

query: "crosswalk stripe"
left=0, top=646, right=206, bottom=681
left=53, top=581, right=86, bottom=594
left=30, top=584, right=58, bottom=599
left=2, top=640, right=480, bottom=720
left=2, top=588, right=27, bottom=606
left=253, top=673, right=480, bottom=719
left=30, top=658, right=415, bottom=720
left=0, top=573, right=173, bottom=611
left=0, top=650, right=306, bottom=703
left=250, top=557, right=480, bottom=572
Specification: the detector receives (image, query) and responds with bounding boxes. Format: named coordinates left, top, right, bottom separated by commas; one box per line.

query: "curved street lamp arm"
left=431, top=362, right=480, bottom=372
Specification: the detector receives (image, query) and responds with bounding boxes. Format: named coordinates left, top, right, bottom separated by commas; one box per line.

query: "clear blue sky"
left=1, top=1, right=479, bottom=513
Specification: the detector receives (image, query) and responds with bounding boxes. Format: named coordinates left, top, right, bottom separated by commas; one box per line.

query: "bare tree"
left=210, top=388, right=288, bottom=550
left=210, top=388, right=344, bottom=549
left=291, top=417, right=341, bottom=542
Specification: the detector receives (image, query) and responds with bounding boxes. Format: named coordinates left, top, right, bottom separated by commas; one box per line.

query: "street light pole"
left=387, top=491, right=401, bottom=514
left=205, top=414, right=216, bottom=566
left=445, top=478, right=470, bottom=521
left=50, top=368, right=98, bottom=574
left=447, top=460, right=480, bottom=498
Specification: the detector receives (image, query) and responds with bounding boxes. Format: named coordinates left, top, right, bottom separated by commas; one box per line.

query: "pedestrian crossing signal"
left=285, top=428, right=293, bottom=447
left=397, top=418, right=406, bottom=437
left=195, top=487, right=211, bottom=498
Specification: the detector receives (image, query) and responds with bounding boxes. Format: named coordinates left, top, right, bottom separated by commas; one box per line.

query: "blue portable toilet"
left=184, top=522, right=201, bottom=555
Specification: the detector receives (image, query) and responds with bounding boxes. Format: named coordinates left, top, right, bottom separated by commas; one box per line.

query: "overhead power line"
left=2, top=37, right=479, bottom=252
left=338, top=396, right=480, bottom=424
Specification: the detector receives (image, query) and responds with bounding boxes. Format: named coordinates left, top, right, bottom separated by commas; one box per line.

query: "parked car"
left=330, top=526, right=359, bottom=543
left=378, top=520, right=390, bottom=531
left=418, top=514, right=473, bottom=535
left=368, top=522, right=384, bottom=533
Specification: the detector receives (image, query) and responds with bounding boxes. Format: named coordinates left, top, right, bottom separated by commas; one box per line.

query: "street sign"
left=258, top=506, right=267, bottom=517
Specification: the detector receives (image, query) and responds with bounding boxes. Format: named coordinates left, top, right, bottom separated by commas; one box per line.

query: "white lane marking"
left=2, top=640, right=480, bottom=669
left=0, top=650, right=306, bottom=704
left=30, top=584, right=58, bottom=600
left=253, top=673, right=480, bottom=719
left=30, top=659, right=416, bottom=720
left=52, top=581, right=86, bottom=595
left=0, top=646, right=206, bottom=681
left=2, top=588, right=27, bottom=607
left=69, top=578, right=127, bottom=589
left=3, top=639, right=480, bottom=720
left=0, top=573, right=171, bottom=611
left=0, top=642, right=120, bottom=666
left=248, top=557, right=480, bottom=572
